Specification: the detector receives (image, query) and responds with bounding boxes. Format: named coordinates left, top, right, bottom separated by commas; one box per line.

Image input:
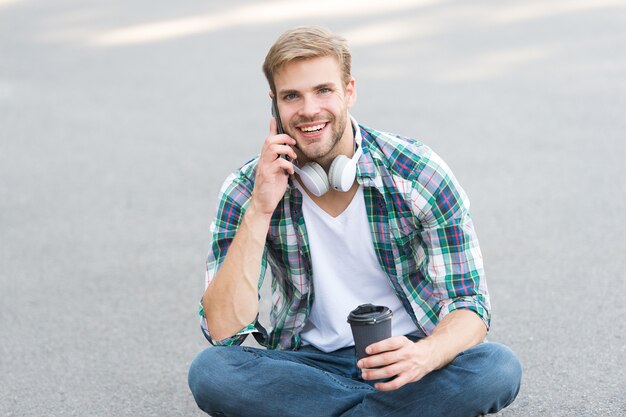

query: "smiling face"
left=273, top=56, right=356, bottom=166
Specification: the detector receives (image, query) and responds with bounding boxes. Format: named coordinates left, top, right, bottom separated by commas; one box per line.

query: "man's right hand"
left=250, top=117, right=298, bottom=216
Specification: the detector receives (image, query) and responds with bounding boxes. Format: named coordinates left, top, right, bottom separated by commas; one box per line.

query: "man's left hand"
left=357, top=336, right=441, bottom=391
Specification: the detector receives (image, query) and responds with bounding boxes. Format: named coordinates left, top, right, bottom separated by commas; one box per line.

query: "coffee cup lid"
left=347, top=304, right=393, bottom=324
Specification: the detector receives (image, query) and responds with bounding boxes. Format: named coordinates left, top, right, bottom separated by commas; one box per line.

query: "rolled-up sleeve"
left=414, top=151, right=491, bottom=330
left=199, top=298, right=259, bottom=346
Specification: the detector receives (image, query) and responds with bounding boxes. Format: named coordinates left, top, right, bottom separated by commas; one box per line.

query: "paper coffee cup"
left=347, top=304, right=393, bottom=361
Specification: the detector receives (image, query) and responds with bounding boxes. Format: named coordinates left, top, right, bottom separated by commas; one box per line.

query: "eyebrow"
left=278, top=82, right=338, bottom=97
left=313, top=82, right=337, bottom=90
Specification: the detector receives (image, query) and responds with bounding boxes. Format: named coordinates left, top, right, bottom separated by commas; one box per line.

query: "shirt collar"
left=350, top=115, right=377, bottom=183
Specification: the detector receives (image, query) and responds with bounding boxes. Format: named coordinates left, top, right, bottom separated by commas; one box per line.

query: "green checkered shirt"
left=200, top=124, right=490, bottom=350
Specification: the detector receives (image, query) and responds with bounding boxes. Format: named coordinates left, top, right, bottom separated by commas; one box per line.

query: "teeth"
left=300, top=124, right=325, bottom=132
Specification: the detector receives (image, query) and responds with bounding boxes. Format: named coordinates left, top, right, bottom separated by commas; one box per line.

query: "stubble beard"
left=291, top=111, right=348, bottom=165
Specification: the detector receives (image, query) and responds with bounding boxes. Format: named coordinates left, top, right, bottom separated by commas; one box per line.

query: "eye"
left=283, top=93, right=299, bottom=102
left=318, top=87, right=332, bottom=94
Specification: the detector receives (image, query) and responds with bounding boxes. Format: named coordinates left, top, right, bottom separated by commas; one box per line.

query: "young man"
left=189, top=26, right=521, bottom=417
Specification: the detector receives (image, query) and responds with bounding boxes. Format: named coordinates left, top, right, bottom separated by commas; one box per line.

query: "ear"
left=345, top=78, right=357, bottom=108
left=269, top=91, right=275, bottom=99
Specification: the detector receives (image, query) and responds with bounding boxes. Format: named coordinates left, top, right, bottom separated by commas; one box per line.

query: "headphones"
left=292, top=144, right=362, bottom=197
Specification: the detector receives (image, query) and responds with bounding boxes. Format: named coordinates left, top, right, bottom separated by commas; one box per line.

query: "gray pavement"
left=1, top=1, right=625, bottom=416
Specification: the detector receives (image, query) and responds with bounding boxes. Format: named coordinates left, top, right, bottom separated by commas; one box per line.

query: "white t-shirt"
left=297, top=183, right=419, bottom=352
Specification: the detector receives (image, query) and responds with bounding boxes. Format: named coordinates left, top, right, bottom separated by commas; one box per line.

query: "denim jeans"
left=188, top=341, right=521, bottom=417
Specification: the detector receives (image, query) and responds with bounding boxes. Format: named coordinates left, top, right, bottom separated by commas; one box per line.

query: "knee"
left=489, top=343, right=522, bottom=392
left=476, top=343, right=522, bottom=408
left=188, top=347, right=243, bottom=412
left=188, top=348, right=217, bottom=409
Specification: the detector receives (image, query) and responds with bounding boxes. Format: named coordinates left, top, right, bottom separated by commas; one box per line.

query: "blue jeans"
left=188, top=341, right=521, bottom=417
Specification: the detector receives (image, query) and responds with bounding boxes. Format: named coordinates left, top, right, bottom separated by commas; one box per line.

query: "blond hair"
left=263, top=26, right=352, bottom=95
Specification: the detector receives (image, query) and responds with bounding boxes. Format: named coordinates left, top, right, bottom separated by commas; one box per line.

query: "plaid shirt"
left=200, top=123, right=490, bottom=350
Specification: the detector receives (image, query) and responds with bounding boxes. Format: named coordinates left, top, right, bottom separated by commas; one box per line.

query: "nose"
left=298, top=94, right=321, bottom=118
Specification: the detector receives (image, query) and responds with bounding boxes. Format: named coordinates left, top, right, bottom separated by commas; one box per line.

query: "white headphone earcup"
left=328, top=155, right=357, bottom=192
left=299, top=162, right=330, bottom=197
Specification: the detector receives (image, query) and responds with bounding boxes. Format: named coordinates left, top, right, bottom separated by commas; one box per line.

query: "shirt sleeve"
left=413, top=150, right=491, bottom=330
left=199, top=170, right=269, bottom=346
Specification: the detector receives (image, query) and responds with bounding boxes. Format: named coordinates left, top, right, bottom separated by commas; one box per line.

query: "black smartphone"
left=271, top=97, right=285, bottom=135
left=271, top=97, right=293, bottom=171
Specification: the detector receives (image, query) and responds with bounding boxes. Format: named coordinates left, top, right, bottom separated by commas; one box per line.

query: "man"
left=189, top=26, right=521, bottom=417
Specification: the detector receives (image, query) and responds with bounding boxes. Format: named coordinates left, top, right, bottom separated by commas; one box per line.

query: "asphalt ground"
left=1, top=1, right=625, bottom=416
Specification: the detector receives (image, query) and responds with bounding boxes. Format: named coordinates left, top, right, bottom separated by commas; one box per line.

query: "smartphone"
left=271, top=98, right=294, bottom=174
left=271, top=97, right=285, bottom=135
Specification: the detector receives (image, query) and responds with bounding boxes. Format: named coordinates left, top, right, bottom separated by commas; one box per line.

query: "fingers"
left=357, top=336, right=422, bottom=392
left=250, top=119, right=295, bottom=214
left=361, top=362, right=406, bottom=381
left=274, top=156, right=295, bottom=175
left=269, top=143, right=298, bottom=161
left=257, top=138, right=297, bottom=180
left=359, top=350, right=399, bottom=370
left=262, top=134, right=297, bottom=163
left=356, top=336, right=438, bottom=392
left=367, top=336, right=409, bottom=355
left=374, top=373, right=413, bottom=392
left=357, top=336, right=409, bottom=369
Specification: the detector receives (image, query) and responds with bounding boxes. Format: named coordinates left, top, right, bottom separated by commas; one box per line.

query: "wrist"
left=417, top=336, right=446, bottom=371
left=245, top=199, right=274, bottom=226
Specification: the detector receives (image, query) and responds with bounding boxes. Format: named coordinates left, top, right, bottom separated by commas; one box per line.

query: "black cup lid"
left=347, top=304, right=393, bottom=324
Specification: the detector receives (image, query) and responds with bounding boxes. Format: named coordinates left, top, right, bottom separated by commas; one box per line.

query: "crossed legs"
left=188, top=342, right=521, bottom=417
